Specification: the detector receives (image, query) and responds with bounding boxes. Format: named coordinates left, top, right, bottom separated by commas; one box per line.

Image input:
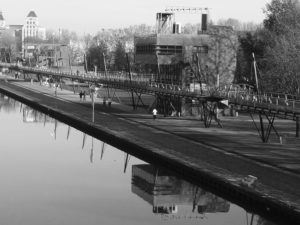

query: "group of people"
left=79, top=90, right=86, bottom=101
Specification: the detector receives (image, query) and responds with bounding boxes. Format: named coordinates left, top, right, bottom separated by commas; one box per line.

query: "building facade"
left=22, top=10, right=46, bottom=41
left=134, top=13, right=237, bottom=88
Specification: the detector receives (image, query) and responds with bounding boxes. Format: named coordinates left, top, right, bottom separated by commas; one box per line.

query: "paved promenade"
left=0, top=75, right=300, bottom=222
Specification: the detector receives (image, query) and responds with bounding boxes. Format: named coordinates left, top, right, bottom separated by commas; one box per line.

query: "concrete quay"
left=0, top=76, right=300, bottom=224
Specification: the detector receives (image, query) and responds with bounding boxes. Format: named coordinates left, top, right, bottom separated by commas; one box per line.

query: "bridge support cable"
left=202, top=101, right=222, bottom=128
left=133, top=90, right=147, bottom=109
left=250, top=111, right=280, bottom=143
left=109, top=87, right=122, bottom=104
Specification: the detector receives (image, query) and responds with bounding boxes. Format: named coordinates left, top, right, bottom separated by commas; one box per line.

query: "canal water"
left=0, top=94, right=278, bottom=225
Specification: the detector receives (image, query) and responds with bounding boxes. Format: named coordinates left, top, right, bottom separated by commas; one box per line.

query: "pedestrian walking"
left=79, top=90, right=83, bottom=101
left=152, top=108, right=157, bottom=120
left=83, top=90, right=86, bottom=101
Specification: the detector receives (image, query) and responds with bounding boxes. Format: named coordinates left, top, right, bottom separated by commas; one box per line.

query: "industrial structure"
left=134, top=8, right=238, bottom=115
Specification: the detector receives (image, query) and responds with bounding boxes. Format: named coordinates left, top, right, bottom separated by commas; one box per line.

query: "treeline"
left=83, top=24, right=155, bottom=71
left=236, top=0, right=300, bottom=95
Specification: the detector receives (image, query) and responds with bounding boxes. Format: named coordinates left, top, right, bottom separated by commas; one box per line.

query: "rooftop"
left=27, top=10, right=37, bottom=18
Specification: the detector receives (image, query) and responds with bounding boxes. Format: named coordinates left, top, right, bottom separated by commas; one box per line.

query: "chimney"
left=201, top=13, right=208, bottom=31
left=172, top=22, right=181, bottom=34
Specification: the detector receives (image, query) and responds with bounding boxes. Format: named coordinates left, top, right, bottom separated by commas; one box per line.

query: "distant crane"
left=164, top=6, right=210, bottom=31
left=165, top=6, right=209, bottom=14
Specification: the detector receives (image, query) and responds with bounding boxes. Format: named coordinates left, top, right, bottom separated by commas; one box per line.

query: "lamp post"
left=90, top=85, right=99, bottom=123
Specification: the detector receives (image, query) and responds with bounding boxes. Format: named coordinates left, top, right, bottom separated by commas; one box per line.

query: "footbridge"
left=1, top=62, right=299, bottom=142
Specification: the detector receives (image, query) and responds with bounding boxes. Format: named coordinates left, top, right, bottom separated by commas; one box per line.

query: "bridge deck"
left=1, top=63, right=299, bottom=119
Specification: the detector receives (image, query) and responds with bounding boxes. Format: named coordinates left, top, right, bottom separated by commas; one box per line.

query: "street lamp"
left=90, top=85, right=99, bottom=123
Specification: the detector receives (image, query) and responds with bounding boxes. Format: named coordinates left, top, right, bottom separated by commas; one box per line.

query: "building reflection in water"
left=0, top=94, right=20, bottom=112
left=131, top=164, right=230, bottom=219
left=22, top=106, right=54, bottom=123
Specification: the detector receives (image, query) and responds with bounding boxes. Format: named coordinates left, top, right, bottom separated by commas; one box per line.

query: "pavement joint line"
left=11, top=81, right=300, bottom=179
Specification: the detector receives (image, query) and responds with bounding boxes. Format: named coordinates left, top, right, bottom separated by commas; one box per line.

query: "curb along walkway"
left=1, top=78, right=300, bottom=222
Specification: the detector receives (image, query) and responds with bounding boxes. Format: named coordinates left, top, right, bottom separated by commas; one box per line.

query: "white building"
left=22, top=10, right=46, bottom=41
left=22, top=10, right=46, bottom=58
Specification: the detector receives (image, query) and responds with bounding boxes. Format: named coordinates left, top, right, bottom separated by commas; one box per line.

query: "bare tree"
left=0, top=30, right=17, bottom=62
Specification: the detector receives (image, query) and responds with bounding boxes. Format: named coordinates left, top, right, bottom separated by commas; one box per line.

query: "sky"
left=1, top=0, right=271, bottom=34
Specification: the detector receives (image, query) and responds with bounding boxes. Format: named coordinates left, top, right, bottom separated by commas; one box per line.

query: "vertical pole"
left=103, top=52, right=110, bottom=99
left=84, top=53, right=88, bottom=73
left=252, top=52, right=259, bottom=95
left=296, top=117, right=299, bottom=138
left=126, top=53, right=135, bottom=110
left=259, top=113, right=265, bottom=142
left=196, top=53, right=203, bottom=94
left=155, top=52, right=161, bottom=83
left=92, top=92, right=95, bottom=123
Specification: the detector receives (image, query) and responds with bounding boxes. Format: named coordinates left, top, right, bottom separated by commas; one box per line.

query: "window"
left=193, top=45, right=209, bottom=54
left=136, top=44, right=155, bottom=54
left=156, top=45, right=182, bottom=55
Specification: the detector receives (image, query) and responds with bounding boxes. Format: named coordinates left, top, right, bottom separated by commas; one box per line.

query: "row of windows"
left=25, top=31, right=37, bottom=36
left=136, top=45, right=208, bottom=55
left=27, top=21, right=36, bottom=25
left=156, top=45, right=183, bottom=55
left=27, top=26, right=37, bottom=29
left=193, top=46, right=209, bottom=54
left=136, top=45, right=155, bottom=54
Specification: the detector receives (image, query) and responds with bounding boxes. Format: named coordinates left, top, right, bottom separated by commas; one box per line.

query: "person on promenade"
left=79, top=90, right=83, bottom=101
left=83, top=90, right=86, bottom=101
left=152, top=108, right=157, bottom=120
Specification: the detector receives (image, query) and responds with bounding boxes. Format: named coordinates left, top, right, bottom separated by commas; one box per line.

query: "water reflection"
left=132, top=164, right=229, bottom=219
left=0, top=94, right=20, bottom=112
left=131, top=164, right=276, bottom=224
left=0, top=94, right=281, bottom=225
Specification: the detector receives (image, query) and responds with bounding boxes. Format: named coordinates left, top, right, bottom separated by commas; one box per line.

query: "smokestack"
left=201, top=13, right=208, bottom=31
left=172, top=22, right=181, bottom=34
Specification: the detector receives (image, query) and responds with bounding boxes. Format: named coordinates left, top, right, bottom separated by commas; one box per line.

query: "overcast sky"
left=1, top=0, right=271, bottom=34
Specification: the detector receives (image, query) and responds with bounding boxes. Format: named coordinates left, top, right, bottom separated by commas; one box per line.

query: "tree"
left=217, top=18, right=261, bottom=31
left=114, top=40, right=127, bottom=71
left=262, top=0, right=300, bottom=94
left=0, top=30, right=17, bottom=62
left=86, top=40, right=108, bottom=71
left=235, top=30, right=267, bottom=86
left=264, top=0, right=300, bottom=35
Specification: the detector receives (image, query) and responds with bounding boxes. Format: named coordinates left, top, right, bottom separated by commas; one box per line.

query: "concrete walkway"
left=1, top=76, right=300, bottom=222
